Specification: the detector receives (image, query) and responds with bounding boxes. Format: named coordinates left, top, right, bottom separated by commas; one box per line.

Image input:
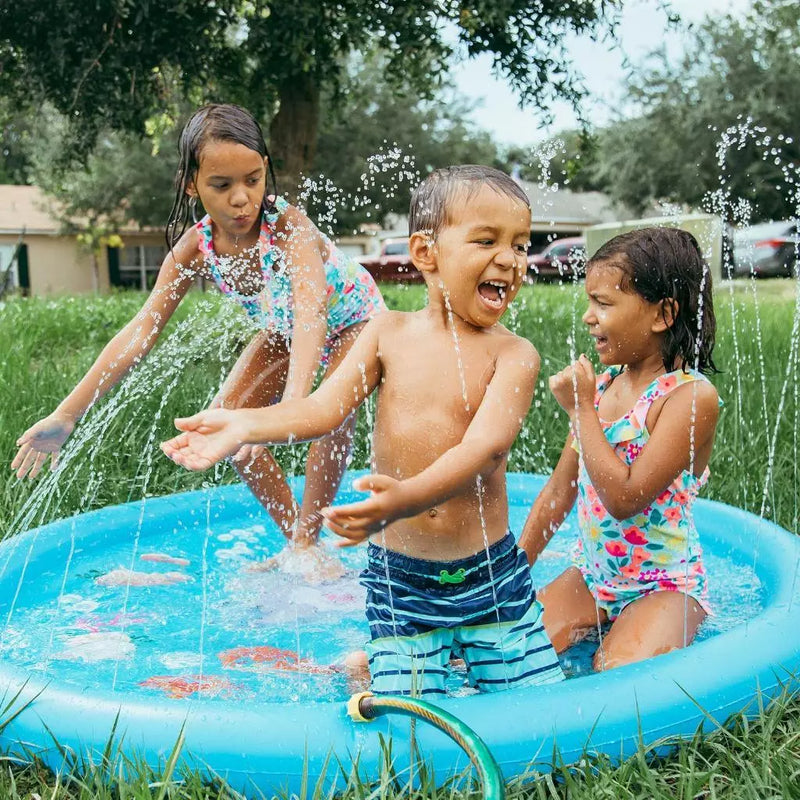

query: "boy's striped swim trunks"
left=360, top=532, right=564, bottom=697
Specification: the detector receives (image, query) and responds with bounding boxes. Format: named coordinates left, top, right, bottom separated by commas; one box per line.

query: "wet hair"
left=408, top=165, right=530, bottom=237
left=165, top=104, right=279, bottom=248
left=588, top=227, right=718, bottom=374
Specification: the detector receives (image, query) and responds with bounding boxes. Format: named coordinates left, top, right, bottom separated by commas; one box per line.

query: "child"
left=162, top=165, right=564, bottom=697
left=519, top=227, right=720, bottom=671
left=11, top=104, right=385, bottom=578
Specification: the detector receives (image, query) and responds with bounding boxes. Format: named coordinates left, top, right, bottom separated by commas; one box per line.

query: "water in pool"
left=0, top=498, right=763, bottom=704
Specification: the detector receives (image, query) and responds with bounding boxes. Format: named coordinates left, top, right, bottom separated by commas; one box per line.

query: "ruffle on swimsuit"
left=196, top=196, right=385, bottom=341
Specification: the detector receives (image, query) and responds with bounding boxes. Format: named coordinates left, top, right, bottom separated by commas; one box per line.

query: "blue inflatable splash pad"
left=0, top=472, right=798, bottom=795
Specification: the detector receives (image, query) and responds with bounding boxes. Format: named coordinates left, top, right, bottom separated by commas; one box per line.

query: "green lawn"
left=0, top=281, right=798, bottom=797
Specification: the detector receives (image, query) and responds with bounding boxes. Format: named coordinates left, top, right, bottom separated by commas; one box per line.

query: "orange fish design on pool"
left=217, top=645, right=340, bottom=674
left=139, top=675, right=238, bottom=699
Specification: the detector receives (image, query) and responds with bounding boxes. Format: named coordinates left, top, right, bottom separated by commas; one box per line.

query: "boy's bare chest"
left=380, top=336, right=497, bottom=419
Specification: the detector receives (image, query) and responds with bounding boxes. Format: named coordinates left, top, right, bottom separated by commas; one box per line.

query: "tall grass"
left=0, top=280, right=798, bottom=796
left=3, top=282, right=798, bottom=533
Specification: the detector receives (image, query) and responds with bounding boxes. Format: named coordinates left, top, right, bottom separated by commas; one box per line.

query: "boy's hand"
left=549, top=355, right=596, bottom=416
left=12, top=413, right=75, bottom=479
left=321, top=474, right=406, bottom=547
left=161, top=409, right=250, bottom=471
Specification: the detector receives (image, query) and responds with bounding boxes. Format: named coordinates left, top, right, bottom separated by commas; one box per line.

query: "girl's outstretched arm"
left=518, top=437, right=579, bottom=566
left=275, top=205, right=329, bottom=401
left=162, top=315, right=384, bottom=470
left=321, top=336, right=539, bottom=544
left=553, top=356, right=719, bottom=520
left=11, top=235, right=202, bottom=479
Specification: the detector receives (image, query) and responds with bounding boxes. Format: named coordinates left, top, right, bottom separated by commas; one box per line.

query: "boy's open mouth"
left=478, top=280, right=507, bottom=308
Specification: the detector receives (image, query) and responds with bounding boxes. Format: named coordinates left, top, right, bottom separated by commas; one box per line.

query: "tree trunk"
left=268, top=73, right=321, bottom=201
left=91, top=252, right=100, bottom=293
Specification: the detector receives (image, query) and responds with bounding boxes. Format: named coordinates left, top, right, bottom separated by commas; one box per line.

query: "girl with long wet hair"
left=13, top=104, right=386, bottom=580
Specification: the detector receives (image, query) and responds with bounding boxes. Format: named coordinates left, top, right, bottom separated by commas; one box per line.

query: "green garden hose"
left=347, top=691, right=506, bottom=799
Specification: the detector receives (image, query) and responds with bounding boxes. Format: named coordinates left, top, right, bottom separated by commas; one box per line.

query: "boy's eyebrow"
left=466, top=224, right=530, bottom=237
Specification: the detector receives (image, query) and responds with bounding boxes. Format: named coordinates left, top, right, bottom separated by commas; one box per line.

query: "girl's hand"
left=161, top=409, right=251, bottom=471
left=320, top=474, right=406, bottom=547
left=232, top=443, right=267, bottom=467
left=12, top=413, right=76, bottom=479
left=549, top=354, right=596, bottom=416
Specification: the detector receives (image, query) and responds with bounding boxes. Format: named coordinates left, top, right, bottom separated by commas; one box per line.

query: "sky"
left=451, top=0, right=753, bottom=147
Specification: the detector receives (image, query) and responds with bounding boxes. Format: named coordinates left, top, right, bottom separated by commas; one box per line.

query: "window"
left=114, top=244, right=168, bottom=290
left=383, top=241, right=409, bottom=256
left=0, top=244, right=19, bottom=290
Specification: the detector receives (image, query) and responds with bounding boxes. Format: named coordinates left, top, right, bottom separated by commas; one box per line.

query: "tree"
left=584, top=0, right=800, bottom=222
left=23, top=109, right=178, bottom=289
left=0, top=100, right=35, bottom=185
left=0, top=1, right=238, bottom=160
left=505, top=129, right=600, bottom=191
left=306, top=55, right=504, bottom=234
left=1, top=0, right=620, bottom=189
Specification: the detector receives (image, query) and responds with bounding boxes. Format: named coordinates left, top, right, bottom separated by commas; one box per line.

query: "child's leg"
left=212, top=331, right=297, bottom=538
left=294, top=322, right=366, bottom=544
left=537, top=567, right=608, bottom=653
left=592, top=592, right=706, bottom=671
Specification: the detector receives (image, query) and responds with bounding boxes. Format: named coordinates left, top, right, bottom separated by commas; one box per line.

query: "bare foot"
left=247, top=542, right=346, bottom=584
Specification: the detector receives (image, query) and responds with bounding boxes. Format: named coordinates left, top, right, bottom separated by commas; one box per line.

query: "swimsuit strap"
left=593, top=366, right=623, bottom=407
left=629, top=369, right=710, bottom=430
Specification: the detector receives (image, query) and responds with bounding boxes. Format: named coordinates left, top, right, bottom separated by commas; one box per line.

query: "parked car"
left=730, top=221, right=799, bottom=278
left=357, top=237, right=422, bottom=282
left=527, top=236, right=587, bottom=282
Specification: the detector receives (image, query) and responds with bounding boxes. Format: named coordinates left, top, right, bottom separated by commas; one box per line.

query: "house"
left=523, top=184, right=638, bottom=251
left=0, top=185, right=169, bottom=295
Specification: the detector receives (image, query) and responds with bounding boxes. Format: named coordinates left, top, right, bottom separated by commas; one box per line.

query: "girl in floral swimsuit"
left=520, top=227, right=720, bottom=670
left=13, top=104, right=385, bottom=580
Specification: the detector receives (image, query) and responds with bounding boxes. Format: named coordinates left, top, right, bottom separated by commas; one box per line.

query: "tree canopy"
left=1, top=0, right=620, bottom=186
left=307, top=56, right=504, bottom=234
left=580, top=0, right=800, bottom=222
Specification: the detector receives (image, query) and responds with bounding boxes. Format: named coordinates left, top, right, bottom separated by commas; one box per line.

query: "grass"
left=0, top=279, right=799, bottom=797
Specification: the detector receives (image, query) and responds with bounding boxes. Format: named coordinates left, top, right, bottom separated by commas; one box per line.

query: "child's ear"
left=409, top=232, right=437, bottom=273
left=186, top=181, right=197, bottom=198
left=653, top=298, right=679, bottom=332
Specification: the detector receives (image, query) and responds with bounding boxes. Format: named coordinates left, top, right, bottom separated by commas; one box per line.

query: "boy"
left=162, top=165, right=564, bottom=696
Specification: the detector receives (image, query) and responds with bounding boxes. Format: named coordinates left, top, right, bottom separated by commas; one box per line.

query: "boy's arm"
left=518, top=438, right=579, bottom=566
left=323, top=337, right=539, bottom=544
left=553, top=355, right=719, bottom=519
left=161, top=317, right=384, bottom=470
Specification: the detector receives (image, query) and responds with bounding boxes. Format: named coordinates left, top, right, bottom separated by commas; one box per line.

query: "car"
left=730, top=221, right=799, bottom=278
left=527, top=236, right=587, bottom=282
left=357, top=237, right=423, bottom=282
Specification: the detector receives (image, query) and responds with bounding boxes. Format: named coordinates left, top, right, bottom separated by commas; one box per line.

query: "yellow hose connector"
left=346, top=691, right=375, bottom=723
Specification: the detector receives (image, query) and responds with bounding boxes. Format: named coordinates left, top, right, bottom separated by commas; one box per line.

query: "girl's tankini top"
left=196, top=196, right=385, bottom=341
left=572, top=367, right=714, bottom=619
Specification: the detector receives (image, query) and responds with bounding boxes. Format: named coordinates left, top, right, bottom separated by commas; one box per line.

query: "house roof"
left=0, top=185, right=60, bottom=234
left=0, top=184, right=158, bottom=236
left=523, top=183, right=632, bottom=226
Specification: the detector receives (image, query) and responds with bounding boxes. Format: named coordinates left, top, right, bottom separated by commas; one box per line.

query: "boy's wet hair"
left=409, top=165, right=530, bottom=237
left=589, top=227, right=718, bottom=374
left=165, top=104, right=279, bottom=248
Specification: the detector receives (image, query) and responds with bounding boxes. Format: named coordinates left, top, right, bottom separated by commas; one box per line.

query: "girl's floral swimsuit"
left=572, top=367, right=714, bottom=620
left=196, top=196, right=385, bottom=354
